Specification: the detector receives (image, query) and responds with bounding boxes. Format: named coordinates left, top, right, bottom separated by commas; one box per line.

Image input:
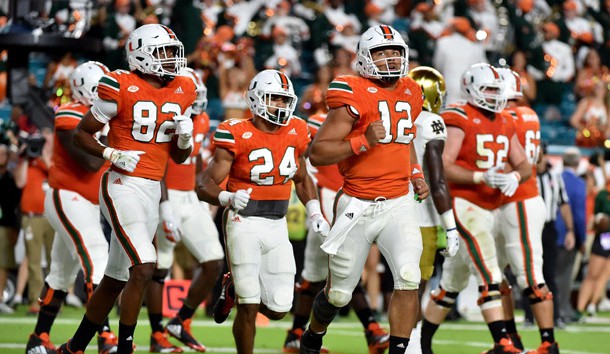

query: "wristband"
left=511, top=171, right=522, bottom=182
left=440, top=210, right=457, bottom=231
left=305, top=199, right=322, bottom=217
left=218, top=191, right=232, bottom=207
left=473, top=171, right=484, bottom=184
left=411, top=163, right=424, bottom=180
left=102, top=147, right=115, bottom=161
left=349, top=134, right=370, bottom=155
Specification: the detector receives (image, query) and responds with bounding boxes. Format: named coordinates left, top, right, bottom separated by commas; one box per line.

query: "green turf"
left=2, top=306, right=609, bottom=353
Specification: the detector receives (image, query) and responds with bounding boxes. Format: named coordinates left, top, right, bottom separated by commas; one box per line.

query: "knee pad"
left=327, top=288, right=352, bottom=308
left=477, top=284, right=502, bottom=310
left=430, top=286, right=458, bottom=309
left=312, top=291, right=341, bottom=326
left=523, top=283, right=553, bottom=305
left=395, top=264, right=420, bottom=290
left=297, top=280, right=325, bottom=297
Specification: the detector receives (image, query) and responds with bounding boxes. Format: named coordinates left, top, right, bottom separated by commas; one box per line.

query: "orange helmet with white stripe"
left=246, top=69, right=297, bottom=126
left=126, top=24, right=186, bottom=78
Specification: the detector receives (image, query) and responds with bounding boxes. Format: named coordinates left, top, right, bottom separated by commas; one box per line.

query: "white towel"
left=320, top=196, right=372, bottom=255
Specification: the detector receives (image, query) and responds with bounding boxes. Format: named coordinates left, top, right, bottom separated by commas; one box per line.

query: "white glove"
left=173, top=115, right=193, bottom=149
left=500, top=172, right=521, bottom=197
left=159, top=200, right=181, bottom=243
left=103, top=148, right=145, bottom=173
left=218, top=188, right=252, bottom=211
left=440, top=228, right=459, bottom=257
left=482, top=166, right=509, bottom=188
left=310, top=213, right=331, bottom=237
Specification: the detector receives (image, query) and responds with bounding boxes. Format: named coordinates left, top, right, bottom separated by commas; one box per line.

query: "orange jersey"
left=165, top=112, right=211, bottom=191
left=213, top=117, right=310, bottom=201
left=502, top=105, right=540, bottom=204
left=21, top=158, right=48, bottom=214
left=441, top=103, right=516, bottom=210
left=97, top=70, right=196, bottom=180
left=326, top=75, right=423, bottom=199
left=307, top=113, right=343, bottom=191
left=48, top=102, right=109, bottom=204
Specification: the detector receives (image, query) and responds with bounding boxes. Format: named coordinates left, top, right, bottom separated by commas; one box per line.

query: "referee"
left=524, top=143, right=574, bottom=327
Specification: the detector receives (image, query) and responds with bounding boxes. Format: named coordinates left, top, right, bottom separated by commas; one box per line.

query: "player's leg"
left=166, top=192, right=223, bottom=352
left=376, top=195, right=422, bottom=354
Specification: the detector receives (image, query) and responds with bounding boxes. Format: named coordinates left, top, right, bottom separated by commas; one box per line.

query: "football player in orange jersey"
left=421, top=63, right=531, bottom=354
left=197, top=69, right=330, bottom=354
left=144, top=67, right=224, bottom=353
left=282, top=112, right=390, bottom=354
left=26, top=61, right=119, bottom=354
left=493, top=68, right=558, bottom=354
left=57, top=24, right=195, bottom=354
left=302, top=25, right=429, bottom=354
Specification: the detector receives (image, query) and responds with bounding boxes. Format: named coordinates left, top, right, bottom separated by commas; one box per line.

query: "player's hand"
left=173, top=115, right=193, bottom=149
left=309, top=213, right=331, bottom=237
left=440, top=228, right=459, bottom=257
left=159, top=200, right=181, bottom=243
left=104, top=148, right=145, bottom=173
left=482, top=166, right=508, bottom=188
left=412, top=178, right=430, bottom=201
left=499, top=172, right=520, bottom=197
left=564, top=230, right=575, bottom=250
left=365, top=120, right=387, bottom=148
left=219, top=188, right=252, bottom=211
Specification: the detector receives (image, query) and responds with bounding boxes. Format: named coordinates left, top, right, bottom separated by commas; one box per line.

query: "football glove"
left=440, top=228, right=459, bottom=257
left=218, top=188, right=252, bottom=211
left=103, top=148, right=145, bottom=173
left=173, top=115, right=193, bottom=149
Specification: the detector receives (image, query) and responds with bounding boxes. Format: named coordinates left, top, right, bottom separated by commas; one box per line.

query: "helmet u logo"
left=129, top=38, right=143, bottom=51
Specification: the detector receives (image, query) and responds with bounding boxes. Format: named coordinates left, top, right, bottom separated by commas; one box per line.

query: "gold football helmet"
left=408, top=66, right=446, bottom=114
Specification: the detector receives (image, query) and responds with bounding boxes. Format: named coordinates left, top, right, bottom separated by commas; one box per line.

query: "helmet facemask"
left=468, top=82, right=507, bottom=113
left=192, top=87, right=208, bottom=114
left=358, top=44, right=408, bottom=83
left=255, top=91, right=297, bottom=126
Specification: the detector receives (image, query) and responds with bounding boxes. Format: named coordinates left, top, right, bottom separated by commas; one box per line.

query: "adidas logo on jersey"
left=174, top=86, right=184, bottom=94
left=345, top=212, right=354, bottom=219
left=405, top=88, right=412, bottom=95
left=288, top=128, right=297, bottom=135
left=113, top=178, right=123, bottom=185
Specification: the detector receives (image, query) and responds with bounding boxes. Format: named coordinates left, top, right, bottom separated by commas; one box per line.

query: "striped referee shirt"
left=537, top=165, right=570, bottom=223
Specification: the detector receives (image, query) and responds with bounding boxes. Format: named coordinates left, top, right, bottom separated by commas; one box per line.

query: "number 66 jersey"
left=95, top=70, right=196, bottom=180
left=441, top=102, right=516, bottom=210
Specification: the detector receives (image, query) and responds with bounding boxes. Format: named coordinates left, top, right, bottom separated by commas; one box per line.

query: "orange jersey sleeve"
left=20, top=159, right=48, bottom=214
left=307, top=113, right=343, bottom=191
left=441, top=103, right=516, bottom=210
left=213, top=117, right=310, bottom=201
left=165, top=112, right=210, bottom=191
left=99, top=71, right=196, bottom=180
left=49, top=102, right=109, bottom=204
left=325, top=76, right=423, bottom=200
left=503, top=106, right=540, bottom=204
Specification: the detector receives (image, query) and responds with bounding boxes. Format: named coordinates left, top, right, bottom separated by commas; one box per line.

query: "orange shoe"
left=364, top=322, right=390, bottom=354
left=97, top=331, right=118, bottom=354
left=526, top=341, right=559, bottom=354
left=482, top=338, right=523, bottom=354
left=26, top=332, right=56, bottom=353
left=150, top=331, right=183, bottom=353
left=166, top=317, right=206, bottom=352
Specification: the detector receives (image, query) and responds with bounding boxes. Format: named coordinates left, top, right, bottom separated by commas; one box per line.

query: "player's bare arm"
left=410, top=144, right=430, bottom=200
left=196, top=146, right=234, bottom=206
left=507, top=133, right=532, bottom=182
left=169, top=136, right=192, bottom=164
left=292, top=155, right=319, bottom=204
left=58, top=128, right=105, bottom=172
left=442, top=126, right=477, bottom=184
left=73, top=110, right=108, bottom=158
left=309, top=106, right=386, bottom=166
left=424, top=139, right=451, bottom=212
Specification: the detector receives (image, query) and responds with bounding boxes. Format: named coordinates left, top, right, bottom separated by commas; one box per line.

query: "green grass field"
left=2, top=306, right=609, bottom=353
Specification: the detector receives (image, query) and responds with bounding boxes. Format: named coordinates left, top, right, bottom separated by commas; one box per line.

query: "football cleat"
left=482, top=338, right=523, bottom=354
left=364, top=322, right=390, bottom=354
left=298, top=329, right=323, bottom=354
left=97, top=331, right=118, bottom=354
left=213, top=273, right=235, bottom=324
left=26, top=332, right=56, bottom=354
left=166, top=316, right=206, bottom=352
left=526, top=341, right=559, bottom=354
left=283, top=328, right=329, bottom=353
left=150, top=331, right=183, bottom=353
left=57, top=341, right=84, bottom=354
left=508, top=333, right=524, bottom=351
